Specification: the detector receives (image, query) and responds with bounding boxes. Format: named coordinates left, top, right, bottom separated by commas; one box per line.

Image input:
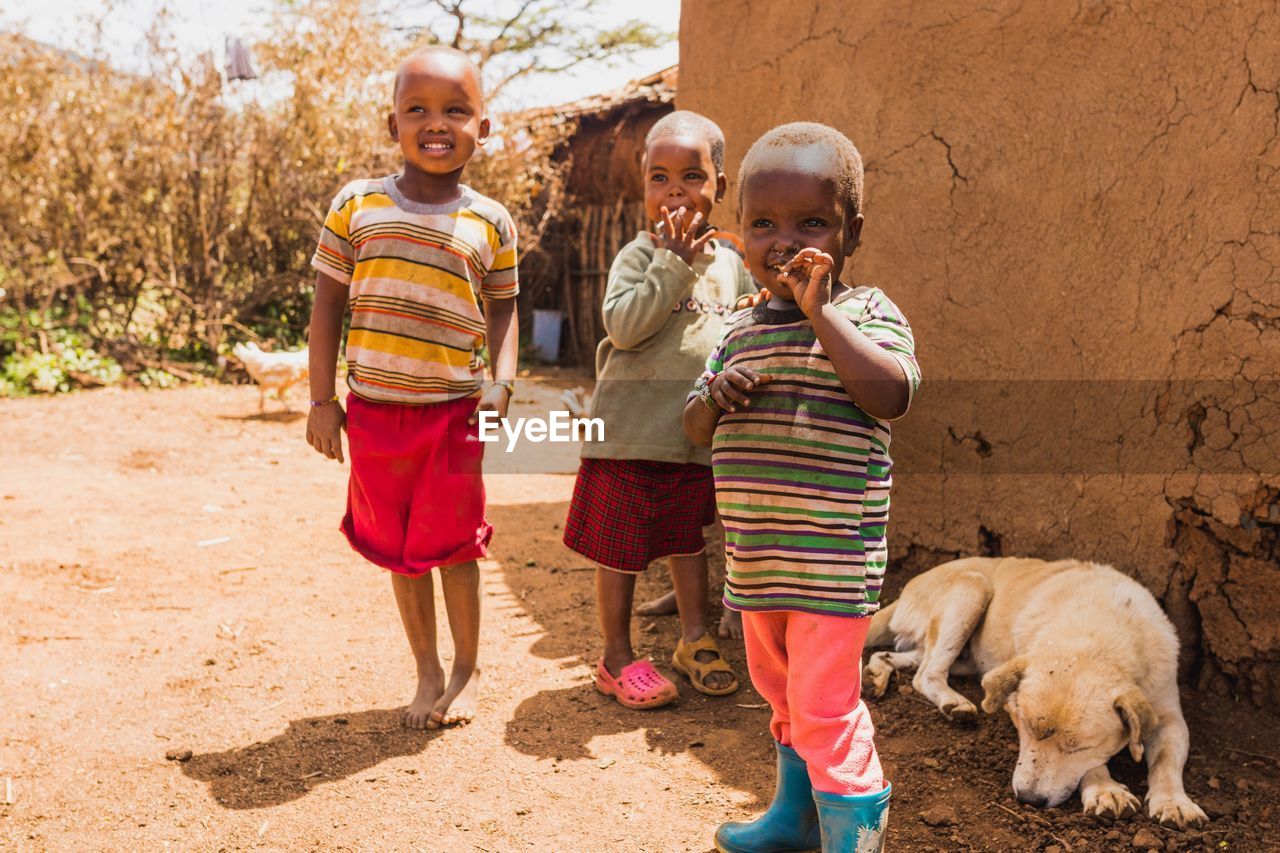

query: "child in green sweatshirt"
left=562, top=111, right=757, bottom=709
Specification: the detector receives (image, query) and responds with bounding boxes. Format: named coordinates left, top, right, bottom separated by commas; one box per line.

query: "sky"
left=4, top=0, right=681, bottom=110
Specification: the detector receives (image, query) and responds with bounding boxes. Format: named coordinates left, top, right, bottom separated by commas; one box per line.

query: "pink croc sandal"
left=595, top=658, right=678, bottom=709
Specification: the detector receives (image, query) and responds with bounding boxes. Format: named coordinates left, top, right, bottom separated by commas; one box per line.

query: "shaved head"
left=393, top=45, right=484, bottom=107
left=645, top=110, right=726, bottom=172
left=386, top=44, right=490, bottom=181
left=739, top=122, right=864, bottom=216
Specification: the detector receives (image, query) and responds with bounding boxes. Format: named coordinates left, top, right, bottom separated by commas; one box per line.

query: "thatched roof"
left=516, top=64, right=677, bottom=125
left=516, top=65, right=678, bottom=205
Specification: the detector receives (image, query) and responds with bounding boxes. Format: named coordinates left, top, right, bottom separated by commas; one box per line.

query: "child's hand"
left=734, top=288, right=773, bottom=311
left=711, top=366, right=771, bottom=413
left=779, top=248, right=835, bottom=318
left=306, top=401, right=346, bottom=463
left=469, top=383, right=512, bottom=426
left=649, top=205, right=713, bottom=266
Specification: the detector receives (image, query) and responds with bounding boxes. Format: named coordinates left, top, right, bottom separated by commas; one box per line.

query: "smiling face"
left=642, top=134, right=724, bottom=230
left=739, top=144, right=863, bottom=300
left=388, top=51, right=489, bottom=179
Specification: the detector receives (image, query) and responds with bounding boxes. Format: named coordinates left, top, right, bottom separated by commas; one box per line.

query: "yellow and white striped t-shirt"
left=311, top=176, right=518, bottom=404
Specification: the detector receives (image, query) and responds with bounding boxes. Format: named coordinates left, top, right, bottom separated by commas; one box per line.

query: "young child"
left=563, top=111, right=758, bottom=709
left=305, top=46, right=519, bottom=731
left=685, top=123, right=920, bottom=851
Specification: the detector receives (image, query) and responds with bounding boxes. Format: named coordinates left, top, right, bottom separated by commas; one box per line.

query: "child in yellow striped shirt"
left=305, top=46, right=518, bottom=730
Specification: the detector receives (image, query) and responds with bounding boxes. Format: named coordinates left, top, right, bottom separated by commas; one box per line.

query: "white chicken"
left=232, top=342, right=310, bottom=412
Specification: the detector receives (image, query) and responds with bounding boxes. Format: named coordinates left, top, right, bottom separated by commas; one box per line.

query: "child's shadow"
left=506, top=684, right=755, bottom=760
left=181, top=708, right=439, bottom=809
left=216, top=410, right=305, bottom=424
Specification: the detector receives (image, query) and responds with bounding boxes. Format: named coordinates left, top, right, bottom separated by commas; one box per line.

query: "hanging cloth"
left=225, top=36, right=258, bottom=81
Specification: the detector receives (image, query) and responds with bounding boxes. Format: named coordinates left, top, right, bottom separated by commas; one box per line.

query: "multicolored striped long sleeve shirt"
left=704, top=286, right=921, bottom=617
left=311, top=176, right=518, bottom=404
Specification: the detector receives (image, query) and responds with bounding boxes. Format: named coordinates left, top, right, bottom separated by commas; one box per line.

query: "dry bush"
left=0, top=0, right=576, bottom=390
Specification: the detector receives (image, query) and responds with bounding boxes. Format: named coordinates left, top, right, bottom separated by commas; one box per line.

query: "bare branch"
left=481, top=0, right=540, bottom=66
left=417, top=0, right=464, bottom=47
left=449, top=2, right=465, bottom=49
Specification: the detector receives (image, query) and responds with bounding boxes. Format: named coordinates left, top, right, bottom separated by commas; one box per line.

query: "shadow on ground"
left=216, top=410, right=306, bottom=424
left=486, top=499, right=1279, bottom=851
left=181, top=708, right=439, bottom=809
left=487, top=500, right=774, bottom=808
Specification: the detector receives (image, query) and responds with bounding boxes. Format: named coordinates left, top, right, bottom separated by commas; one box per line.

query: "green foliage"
left=2, top=0, right=638, bottom=393
left=136, top=367, right=180, bottom=389
left=0, top=326, right=123, bottom=396
left=0, top=308, right=43, bottom=360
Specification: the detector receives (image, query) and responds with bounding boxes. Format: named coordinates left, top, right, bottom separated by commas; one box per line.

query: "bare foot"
left=718, top=608, right=743, bottom=640
left=402, top=667, right=445, bottom=730
left=428, top=663, right=481, bottom=729
left=637, top=589, right=677, bottom=616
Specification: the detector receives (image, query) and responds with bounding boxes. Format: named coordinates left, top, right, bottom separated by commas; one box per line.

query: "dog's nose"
left=1015, top=789, right=1049, bottom=808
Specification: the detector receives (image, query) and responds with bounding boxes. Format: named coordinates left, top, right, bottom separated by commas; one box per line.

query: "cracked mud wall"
left=679, top=0, right=1280, bottom=705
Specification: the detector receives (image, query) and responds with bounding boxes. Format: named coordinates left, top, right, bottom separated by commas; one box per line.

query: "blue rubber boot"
left=715, top=742, right=822, bottom=853
left=812, top=783, right=892, bottom=853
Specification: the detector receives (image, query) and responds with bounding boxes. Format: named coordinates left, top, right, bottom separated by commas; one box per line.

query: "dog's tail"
left=866, top=600, right=897, bottom=649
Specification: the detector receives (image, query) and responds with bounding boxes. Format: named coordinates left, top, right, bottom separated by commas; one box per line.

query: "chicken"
left=232, top=342, right=310, bottom=412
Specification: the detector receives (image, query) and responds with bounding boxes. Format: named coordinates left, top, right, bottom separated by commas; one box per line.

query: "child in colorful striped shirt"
left=685, top=123, right=920, bottom=853
left=305, top=47, right=519, bottom=731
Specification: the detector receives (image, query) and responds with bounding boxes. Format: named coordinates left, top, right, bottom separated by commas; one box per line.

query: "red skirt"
left=562, top=458, right=716, bottom=573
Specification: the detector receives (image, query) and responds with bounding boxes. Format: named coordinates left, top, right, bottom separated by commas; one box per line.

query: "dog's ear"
left=1114, top=689, right=1155, bottom=762
left=981, top=656, right=1027, bottom=713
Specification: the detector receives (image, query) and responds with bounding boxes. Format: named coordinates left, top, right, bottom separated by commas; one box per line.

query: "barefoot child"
left=305, top=47, right=519, bottom=730
left=563, top=111, right=757, bottom=709
left=685, top=123, right=920, bottom=851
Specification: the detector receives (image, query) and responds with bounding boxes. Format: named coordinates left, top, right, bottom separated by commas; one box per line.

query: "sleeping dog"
left=863, top=557, right=1207, bottom=829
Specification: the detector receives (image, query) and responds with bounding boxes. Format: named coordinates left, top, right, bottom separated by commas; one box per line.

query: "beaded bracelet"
left=310, top=395, right=339, bottom=407
left=694, top=373, right=719, bottom=412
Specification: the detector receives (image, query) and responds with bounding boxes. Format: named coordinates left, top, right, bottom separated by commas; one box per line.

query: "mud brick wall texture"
left=678, top=0, right=1280, bottom=705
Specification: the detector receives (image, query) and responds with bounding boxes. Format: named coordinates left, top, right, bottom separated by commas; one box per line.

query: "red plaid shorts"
left=562, top=458, right=716, bottom=573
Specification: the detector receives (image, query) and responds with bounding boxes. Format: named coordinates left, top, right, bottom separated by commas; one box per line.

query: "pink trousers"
left=742, top=610, right=884, bottom=795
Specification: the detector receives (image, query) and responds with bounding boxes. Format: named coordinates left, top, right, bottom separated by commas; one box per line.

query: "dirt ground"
left=2, top=382, right=1277, bottom=852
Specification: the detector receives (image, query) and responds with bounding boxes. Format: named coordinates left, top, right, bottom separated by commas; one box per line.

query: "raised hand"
left=734, top=288, right=772, bottom=311
left=648, top=205, right=713, bottom=266
left=779, top=247, right=836, bottom=318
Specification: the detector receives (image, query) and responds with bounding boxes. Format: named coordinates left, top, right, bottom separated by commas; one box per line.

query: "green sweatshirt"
left=581, top=231, right=757, bottom=465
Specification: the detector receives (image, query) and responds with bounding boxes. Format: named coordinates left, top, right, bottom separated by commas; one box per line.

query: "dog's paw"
left=940, top=699, right=978, bottom=724
left=1147, top=793, right=1208, bottom=829
left=1083, top=783, right=1140, bottom=821
left=862, top=665, right=891, bottom=699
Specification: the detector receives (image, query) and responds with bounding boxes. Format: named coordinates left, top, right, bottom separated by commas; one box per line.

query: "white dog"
left=863, top=557, right=1207, bottom=829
